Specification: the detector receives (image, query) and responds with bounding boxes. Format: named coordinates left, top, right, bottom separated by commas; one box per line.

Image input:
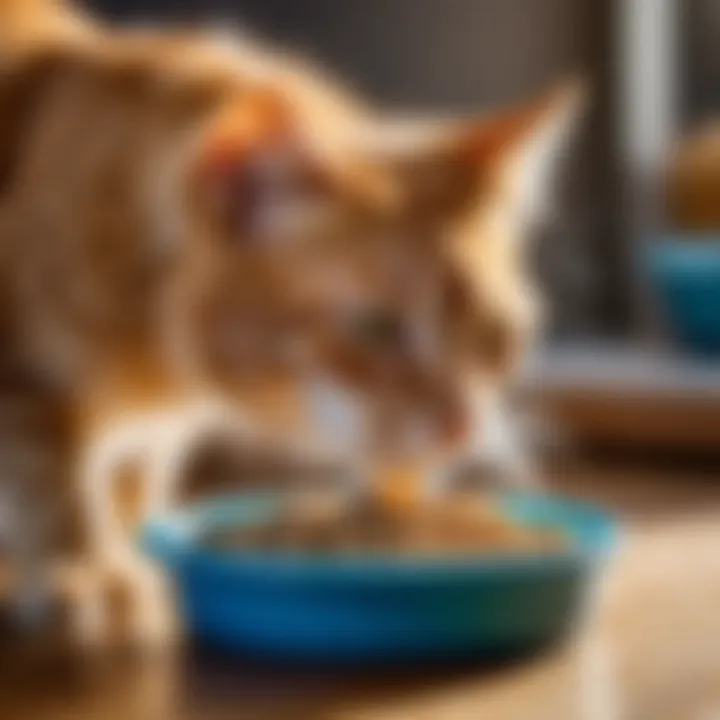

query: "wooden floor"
left=3, top=456, right=720, bottom=720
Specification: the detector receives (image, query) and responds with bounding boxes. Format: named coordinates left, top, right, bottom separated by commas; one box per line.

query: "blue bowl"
left=647, top=239, right=720, bottom=355
left=142, top=493, right=617, bottom=663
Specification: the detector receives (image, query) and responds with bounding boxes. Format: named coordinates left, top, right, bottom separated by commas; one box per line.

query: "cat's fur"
left=0, top=0, right=583, bottom=643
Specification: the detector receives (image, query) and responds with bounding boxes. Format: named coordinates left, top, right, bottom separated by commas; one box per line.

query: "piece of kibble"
left=204, top=493, right=568, bottom=556
left=373, top=465, right=426, bottom=513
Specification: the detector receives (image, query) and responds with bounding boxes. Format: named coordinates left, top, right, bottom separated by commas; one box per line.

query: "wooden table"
left=3, top=458, right=720, bottom=720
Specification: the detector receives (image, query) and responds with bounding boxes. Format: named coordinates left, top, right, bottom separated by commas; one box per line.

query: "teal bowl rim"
left=649, top=233, right=720, bottom=243
left=644, top=237, right=720, bottom=270
left=142, top=492, right=620, bottom=583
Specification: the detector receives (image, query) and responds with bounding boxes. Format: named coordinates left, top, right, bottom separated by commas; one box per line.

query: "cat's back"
left=0, top=19, right=248, bottom=384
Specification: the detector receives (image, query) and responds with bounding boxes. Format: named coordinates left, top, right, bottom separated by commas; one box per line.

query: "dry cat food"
left=202, top=492, right=568, bottom=557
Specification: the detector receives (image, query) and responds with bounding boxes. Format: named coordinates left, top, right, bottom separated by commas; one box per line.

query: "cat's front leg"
left=80, top=398, right=259, bottom=648
left=77, top=414, right=178, bottom=649
left=79, top=395, right=359, bottom=648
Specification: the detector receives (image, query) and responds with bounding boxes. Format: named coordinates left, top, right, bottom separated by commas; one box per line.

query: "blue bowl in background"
left=142, top=493, right=617, bottom=664
left=647, top=239, right=720, bottom=355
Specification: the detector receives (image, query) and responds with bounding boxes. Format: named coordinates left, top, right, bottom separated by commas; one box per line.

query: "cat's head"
left=168, top=82, right=583, bottom=459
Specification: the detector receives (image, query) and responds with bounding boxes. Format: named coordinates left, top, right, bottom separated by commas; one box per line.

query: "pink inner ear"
left=193, top=95, right=295, bottom=244
left=204, top=150, right=285, bottom=245
left=196, top=89, right=296, bottom=199
left=198, top=144, right=249, bottom=238
left=466, top=108, right=542, bottom=167
left=199, top=133, right=334, bottom=247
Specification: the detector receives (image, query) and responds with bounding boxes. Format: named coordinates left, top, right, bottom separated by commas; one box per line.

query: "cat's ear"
left=366, top=80, right=586, bottom=227
left=191, top=88, right=343, bottom=248
left=487, top=80, right=586, bottom=227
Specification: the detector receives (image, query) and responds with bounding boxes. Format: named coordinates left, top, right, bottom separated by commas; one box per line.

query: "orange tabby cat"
left=0, top=0, right=582, bottom=644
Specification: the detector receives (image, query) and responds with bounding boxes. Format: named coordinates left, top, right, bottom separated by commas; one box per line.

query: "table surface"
left=3, top=458, right=720, bottom=720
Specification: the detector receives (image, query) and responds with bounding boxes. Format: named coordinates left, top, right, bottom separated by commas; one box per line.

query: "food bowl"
left=142, top=492, right=617, bottom=663
left=647, top=238, right=720, bottom=355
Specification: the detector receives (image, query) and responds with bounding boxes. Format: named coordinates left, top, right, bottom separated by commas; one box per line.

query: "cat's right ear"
left=191, top=89, right=355, bottom=250
left=191, top=89, right=306, bottom=245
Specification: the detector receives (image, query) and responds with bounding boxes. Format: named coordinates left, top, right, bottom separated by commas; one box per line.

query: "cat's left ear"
left=365, top=80, right=587, bottom=227
left=490, top=80, right=587, bottom=227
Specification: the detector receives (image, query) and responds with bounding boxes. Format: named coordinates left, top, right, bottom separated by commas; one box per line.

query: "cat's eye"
left=351, top=310, right=404, bottom=347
